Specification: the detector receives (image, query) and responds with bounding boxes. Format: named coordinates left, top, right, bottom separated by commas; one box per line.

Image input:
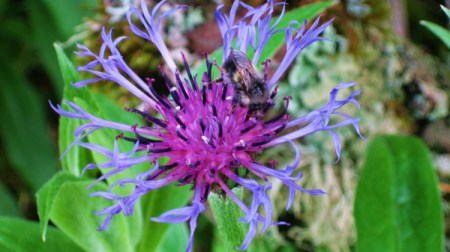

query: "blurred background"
left=0, top=0, right=448, bottom=251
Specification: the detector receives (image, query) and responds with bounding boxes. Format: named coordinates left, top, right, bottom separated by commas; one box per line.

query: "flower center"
left=120, top=54, right=290, bottom=199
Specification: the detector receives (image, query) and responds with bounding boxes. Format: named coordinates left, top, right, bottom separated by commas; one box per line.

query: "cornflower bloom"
left=51, top=0, right=364, bottom=251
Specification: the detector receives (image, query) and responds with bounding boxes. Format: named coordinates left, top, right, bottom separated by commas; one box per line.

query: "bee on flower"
left=51, top=0, right=364, bottom=251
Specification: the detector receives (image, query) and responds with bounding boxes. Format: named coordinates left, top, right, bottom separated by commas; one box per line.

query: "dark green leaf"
left=354, top=135, right=443, bottom=252
left=27, top=0, right=98, bottom=95
left=0, top=64, right=58, bottom=192
left=0, top=182, right=21, bottom=217
left=137, top=183, right=192, bottom=252
left=209, top=188, right=247, bottom=252
left=40, top=0, right=97, bottom=38
left=36, top=172, right=82, bottom=241
left=26, top=0, right=64, bottom=94
left=49, top=181, right=134, bottom=252
left=0, top=217, right=83, bottom=252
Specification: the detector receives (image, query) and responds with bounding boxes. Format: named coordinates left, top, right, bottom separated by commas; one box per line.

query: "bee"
left=222, top=50, right=269, bottom=117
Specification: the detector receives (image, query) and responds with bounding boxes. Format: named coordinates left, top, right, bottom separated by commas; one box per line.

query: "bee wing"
left=230, top=50, right=260, bottom=90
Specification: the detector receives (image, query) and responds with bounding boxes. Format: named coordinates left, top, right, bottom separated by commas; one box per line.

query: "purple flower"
left=51, top=0, right=364, bottom=251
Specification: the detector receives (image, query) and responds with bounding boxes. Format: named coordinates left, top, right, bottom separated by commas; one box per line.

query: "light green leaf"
left=54, top=43, right=82, bottom=94
left=354, top=135, right=443, bottom=252
left=36, top=172, right=82, bottom=241
left=420, top=20, right=450, bottom=49
left=0, top=182, right=21, bottom=217
left=209, top=188, right=247, bottom=252
left=89, top=91, right=144, bottom=128
left=77, top=90, right=145, bottom=185
left=0, top=217, right=83, bottom=252
left=137, top=183, right=192, bottom=252
left=79, top=91, right=146, bottom=246
left=56, top=49, right=147, bottom=246
left=441, top=5, right=450, bottom=18
left=55, top=43, right=92, bottom=176
left=49, top=181, right=134, bottom=252
left=56, top=42, right=145, bottom=247
left=156, top=223, right=189, bottom=252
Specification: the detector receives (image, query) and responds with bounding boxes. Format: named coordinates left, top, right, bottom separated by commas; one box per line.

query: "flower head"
left=52, top=0, right=364, bottom=251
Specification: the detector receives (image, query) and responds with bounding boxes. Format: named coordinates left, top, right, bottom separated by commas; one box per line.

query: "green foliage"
left=420, top=5, right=450, bottom=49
left=354, top=135, right=443, bottom=252
left=155, top=224, right=190, bottom=252
left=51, top=46, right=191, bottom=251
left=0, top=63, right=58, bottom=192
left=0, top=217, right=83, bottom=252
left=26, top=0, right=96, bottom=94
left=0, top=182, right=21, bottom=217
left=49, top=181, right=134, bottom=252
left=36, top=172, right=82, bottom=240
left=55, top=43, right=93, bottom=176
left=0, top=0, right=98, bottom=218
left=137, top=184, right=192, bottom=252
left=209, top=188, right=248, bottom=252
left=442, top=5, right=450, bottom=18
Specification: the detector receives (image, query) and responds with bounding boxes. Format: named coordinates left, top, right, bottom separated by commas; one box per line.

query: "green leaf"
left=89, top=91, right=144, bottom=128
left=156, top=224, right=189, bottom=252
left=137, top=183, right=192, bottom=252
left=49, top=181, right=134, bottom=252
left=26, top=0, right=64, bottom=94
left=55, top=43, right=92, bottom=176
left=56, top=46, right=147, bottom=246
left=194, top=0, right=336, bottom=78
left=208, top=188, right=247, bottom=252
left=55, top=44, right=144, bottom=246
left=54, top=43, right=82, bottom=93
left=441, top=5, right=450, bottom=18
left=0, top=63, right=58, bottom=192
left=36, top=172, right=82, bottom=241
left=420, top=20, right=450, bottom=49
left=56, top=43, right=143, bottom=178
left=0, top=182, right=21, bottom=217
left=40, top=0, right=97, bottom=38
left=27, top=0, right=98, bottom=95
left=78, top=90, right=145, bottom=184
left=354, top=135, right=443, bottom=252
left=79, top=91, right=146, bottom=246
left=0, top=217, right=83, bottom=252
